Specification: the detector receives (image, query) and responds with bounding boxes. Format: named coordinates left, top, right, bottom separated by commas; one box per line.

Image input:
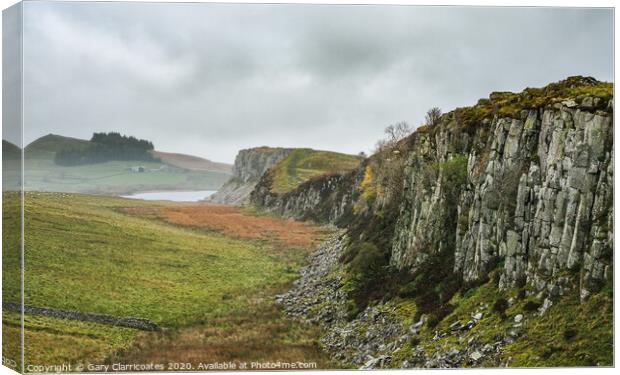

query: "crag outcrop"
left=208, top=147, right=292, bottom=204
left=248, top=77, right=614, bottom=367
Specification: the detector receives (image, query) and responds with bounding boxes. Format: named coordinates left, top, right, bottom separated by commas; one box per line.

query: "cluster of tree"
left=54, top=132, right=156, bottom=166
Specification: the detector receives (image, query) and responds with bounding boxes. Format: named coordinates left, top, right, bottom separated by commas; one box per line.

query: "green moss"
left=417, top=76, right=613, bottom=135
left=308, top=300, right=331, bottom=317
left=439, top=155, right=469, bottom=189
left=455, top=104, right=494, bottom=132
left=501, top=292, right=613, bottom=367
left=391, top=341, right=414, bottom=365
left=493, top=77, right=612, bottom=118
left=392, top=298, right=418, bottom=327
left=360, top=186, right=378, bottom=204
left=395, top=275, right=612, bottom=368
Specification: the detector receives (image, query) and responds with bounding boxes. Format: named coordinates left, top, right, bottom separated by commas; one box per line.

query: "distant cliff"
left=208, top=147, right=292, bottom=204
left=211, top=147, right=362, bottom=205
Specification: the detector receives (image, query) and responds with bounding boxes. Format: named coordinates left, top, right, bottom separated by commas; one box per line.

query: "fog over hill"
left=11, top=2, right=613, bottom=163
left=3, top=133, right=232, bottom=195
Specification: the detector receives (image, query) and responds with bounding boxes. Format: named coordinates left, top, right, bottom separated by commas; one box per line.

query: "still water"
left=122, top=190, right=217, bottom=202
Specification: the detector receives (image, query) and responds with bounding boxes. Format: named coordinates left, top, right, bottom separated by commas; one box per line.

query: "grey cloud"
left=20, top=2, right=613, bottom=163
left=2, top=3, right=22, bottom=146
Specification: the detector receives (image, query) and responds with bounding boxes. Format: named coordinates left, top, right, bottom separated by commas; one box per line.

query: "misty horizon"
left=4, top=2, right=614, bottom=163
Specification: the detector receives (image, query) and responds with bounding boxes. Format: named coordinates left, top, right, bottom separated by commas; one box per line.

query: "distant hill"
left=2, top=140, right=21, bottom=160
left=25, top=134, right=92, bottom=159
left=267, top=148, right=363, bottom=193
left=19, top=134, right=232, bottom=195
left=24, top=134, right=231, bottom=173
left=151, top=150, right=232, bottom=173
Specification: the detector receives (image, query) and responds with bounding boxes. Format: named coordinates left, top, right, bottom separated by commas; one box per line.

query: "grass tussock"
left=109, top=287, right=338, bottom=369
left=3, top=312, right=137, bottom=368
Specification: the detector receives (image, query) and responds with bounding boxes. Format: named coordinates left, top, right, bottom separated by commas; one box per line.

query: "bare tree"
left=375, top=122, right=412, bottom=153
left=369, top=121, right=413, bottom=200
left=425, top=107, right=442, bottom=127
left=384, top=121, right=412, bottom=143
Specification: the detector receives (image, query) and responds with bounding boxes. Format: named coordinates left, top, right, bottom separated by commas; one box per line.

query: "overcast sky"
left=15, top=2, right=614, bottom=163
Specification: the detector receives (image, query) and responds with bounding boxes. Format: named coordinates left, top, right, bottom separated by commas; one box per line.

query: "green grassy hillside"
left=2, top=141, right=22, bottom=192
left=2, top=140, right=21, bottom=160
left=269, top=149, right=363, bottom=193
left=6, top=193, right=291, bottom=324
left=19, top=134, right=232, bottom=194
left=2, top=192, right=332, bottom=368
left=151, top=150, right=232, bottom=173
left=23, top=159, right=230, bottom=195
left=25, top=134, right=92, bottom=159
left=388, top=277, right=613, bottom=367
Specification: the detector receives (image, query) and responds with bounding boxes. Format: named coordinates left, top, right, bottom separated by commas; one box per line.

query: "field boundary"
left=3, top=302, right=160, bottom=331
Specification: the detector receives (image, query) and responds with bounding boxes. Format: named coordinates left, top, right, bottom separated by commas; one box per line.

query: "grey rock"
left=562, top=99, right=578, bottom=108
left=3, top=303, right=159, bottom=331
left=538, top=298, right=553, bottom=316
left=470, top=351, right=484, bottom=361
left=209, top=147, right=292, bottom=204
left=361, top=355, right=391, bottom=370
left=514, top=314, right=524, bottom=323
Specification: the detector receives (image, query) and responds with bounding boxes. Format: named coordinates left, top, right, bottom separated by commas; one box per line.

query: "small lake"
left=122, top=190, right=217, bottom=202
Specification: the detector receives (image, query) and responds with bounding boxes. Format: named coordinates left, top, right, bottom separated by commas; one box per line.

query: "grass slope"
left=269, top=149, right=362, bottom=193
left=20, top=134, right=232, bottom=195
left=151, top=150, right=232, bottom=173
left=2, top=192, right=333, bottom=369
left=3, top=140, right=21, bottom=160
left=2, top=192, right=22, bottom=371
left=388, top=277, right=613, bottom=367
left=501, top=292, right=613, bottom=366
left=25, top=134, right=92, bottom=159
left=23, top=159, right=230, bottom=195
left=3, top=312, right=138, bottom=369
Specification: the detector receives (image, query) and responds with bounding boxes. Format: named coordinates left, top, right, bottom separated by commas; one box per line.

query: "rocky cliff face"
left=208, top=147, right=291, bottom=204
left=250, top=168, right=362, bottom=223
left=260, top=77, right=613, bottom=368
left=391, top=96, right=613, bottom=300
left=257, top=77, right=613, bottom=301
